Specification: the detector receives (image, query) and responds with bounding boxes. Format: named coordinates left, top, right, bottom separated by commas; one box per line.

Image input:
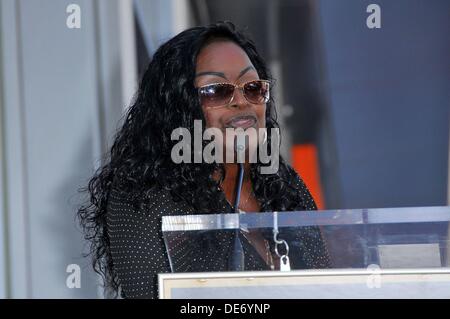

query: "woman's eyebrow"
left=195, top=71, right=227, bottom=79
left=195, top=66, right=256, bottom=80
left=238, top=66, right=256, bottom=78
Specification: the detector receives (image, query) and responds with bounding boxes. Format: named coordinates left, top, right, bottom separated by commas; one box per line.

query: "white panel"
left=134, top=0, right=176, bottom=55
left=96, top=0, right=136, bottom=151
left=0, top=8, right=7, bottom=297
left=118, top=0, right=138, bottom=111
left=0, top=95, right=5, bottom=299
left=0, top=0, right=31, bottom=298
left=170, top=0, right=190, bottom=35
left=13, top=0, right=100, bottom=298
left=0, top=0, right=194, bottom=299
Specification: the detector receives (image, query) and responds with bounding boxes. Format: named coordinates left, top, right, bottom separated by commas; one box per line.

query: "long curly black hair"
left=78, top=21, right=312, bottom=297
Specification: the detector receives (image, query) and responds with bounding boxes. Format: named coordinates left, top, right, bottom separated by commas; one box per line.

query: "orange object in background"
left=291, top=144, right=325, bottom=210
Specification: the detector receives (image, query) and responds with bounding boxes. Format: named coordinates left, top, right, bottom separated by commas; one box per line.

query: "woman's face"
left=195, top=40, right=267, bottom=157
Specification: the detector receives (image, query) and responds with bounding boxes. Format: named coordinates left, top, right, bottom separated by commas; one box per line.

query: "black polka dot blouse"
left=106, top=171, right=331, bottom=299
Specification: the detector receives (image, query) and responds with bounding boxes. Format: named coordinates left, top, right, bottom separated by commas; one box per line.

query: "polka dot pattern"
left=107, top=172, right=331, bottom=299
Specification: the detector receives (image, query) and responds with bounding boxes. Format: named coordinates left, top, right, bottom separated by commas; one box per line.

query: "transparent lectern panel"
left=162, top=206, right=450, bottom=273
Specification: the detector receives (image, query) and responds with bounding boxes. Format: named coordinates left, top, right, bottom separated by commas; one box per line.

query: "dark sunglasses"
left=197, top=79, right=270, bottom=108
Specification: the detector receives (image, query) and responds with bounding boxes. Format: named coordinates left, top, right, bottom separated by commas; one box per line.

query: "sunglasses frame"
left=197, top=79, right=271, bottom=109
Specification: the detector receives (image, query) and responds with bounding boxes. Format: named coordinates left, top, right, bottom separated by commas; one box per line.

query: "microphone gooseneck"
left=234, top=134, right=246, bottom=213
left=229, top=136, right=245, bottom=271
left=234, top=162, right=245, bottom=213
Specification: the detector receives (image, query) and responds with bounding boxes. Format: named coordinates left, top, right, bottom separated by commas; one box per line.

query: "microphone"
left=228, top=135, right=246, bottom=271
left=234, top=134, right=246, bottom=213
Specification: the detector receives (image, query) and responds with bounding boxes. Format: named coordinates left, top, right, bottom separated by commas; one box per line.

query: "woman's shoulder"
left=283, top=164, right=317, bottom=211
left=107, top=180, right=195, bottom=219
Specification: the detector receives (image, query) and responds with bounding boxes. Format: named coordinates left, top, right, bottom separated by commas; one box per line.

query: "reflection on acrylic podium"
left=159, top=206, right=450, bottom=299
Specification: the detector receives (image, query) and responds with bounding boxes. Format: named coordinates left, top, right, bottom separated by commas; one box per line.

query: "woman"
left=78, top=21, right=331, bottom=299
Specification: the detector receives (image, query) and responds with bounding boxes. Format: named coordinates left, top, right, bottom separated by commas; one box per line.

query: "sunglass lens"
left=199, top=84, right=234, bottom=108
left=244, top=81, right=270, bottom=104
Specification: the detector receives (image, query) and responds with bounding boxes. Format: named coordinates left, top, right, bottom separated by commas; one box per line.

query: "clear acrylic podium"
left=159, top=206, right=450, bottom=298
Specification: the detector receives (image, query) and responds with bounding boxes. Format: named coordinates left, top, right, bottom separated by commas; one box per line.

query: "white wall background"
left=0, top=0, right=190, bottom=298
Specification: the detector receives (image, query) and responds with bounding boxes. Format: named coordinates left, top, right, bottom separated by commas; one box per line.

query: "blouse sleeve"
left=289, top=166, right=318, bottom=211
left=106, top=186, right=193, bottom=299
left=283, top=167, right=333, bottom=269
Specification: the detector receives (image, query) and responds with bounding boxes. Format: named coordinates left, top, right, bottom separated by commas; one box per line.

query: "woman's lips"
left=225, top=115, right=257, bottom=129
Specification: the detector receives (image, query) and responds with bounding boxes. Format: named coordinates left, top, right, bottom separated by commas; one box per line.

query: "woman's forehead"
left=196, top=41, right=255, bottom=73
left=196, top=41, right=257, bottom=83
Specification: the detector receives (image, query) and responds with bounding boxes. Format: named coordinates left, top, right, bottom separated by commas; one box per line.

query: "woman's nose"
left=229, top=87, right=248, bottom=108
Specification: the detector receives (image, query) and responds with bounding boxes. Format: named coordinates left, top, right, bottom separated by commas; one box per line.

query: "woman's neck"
left=221, top=162, right=250, bottom=183
left=215, top=163, right=250, bottom=203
